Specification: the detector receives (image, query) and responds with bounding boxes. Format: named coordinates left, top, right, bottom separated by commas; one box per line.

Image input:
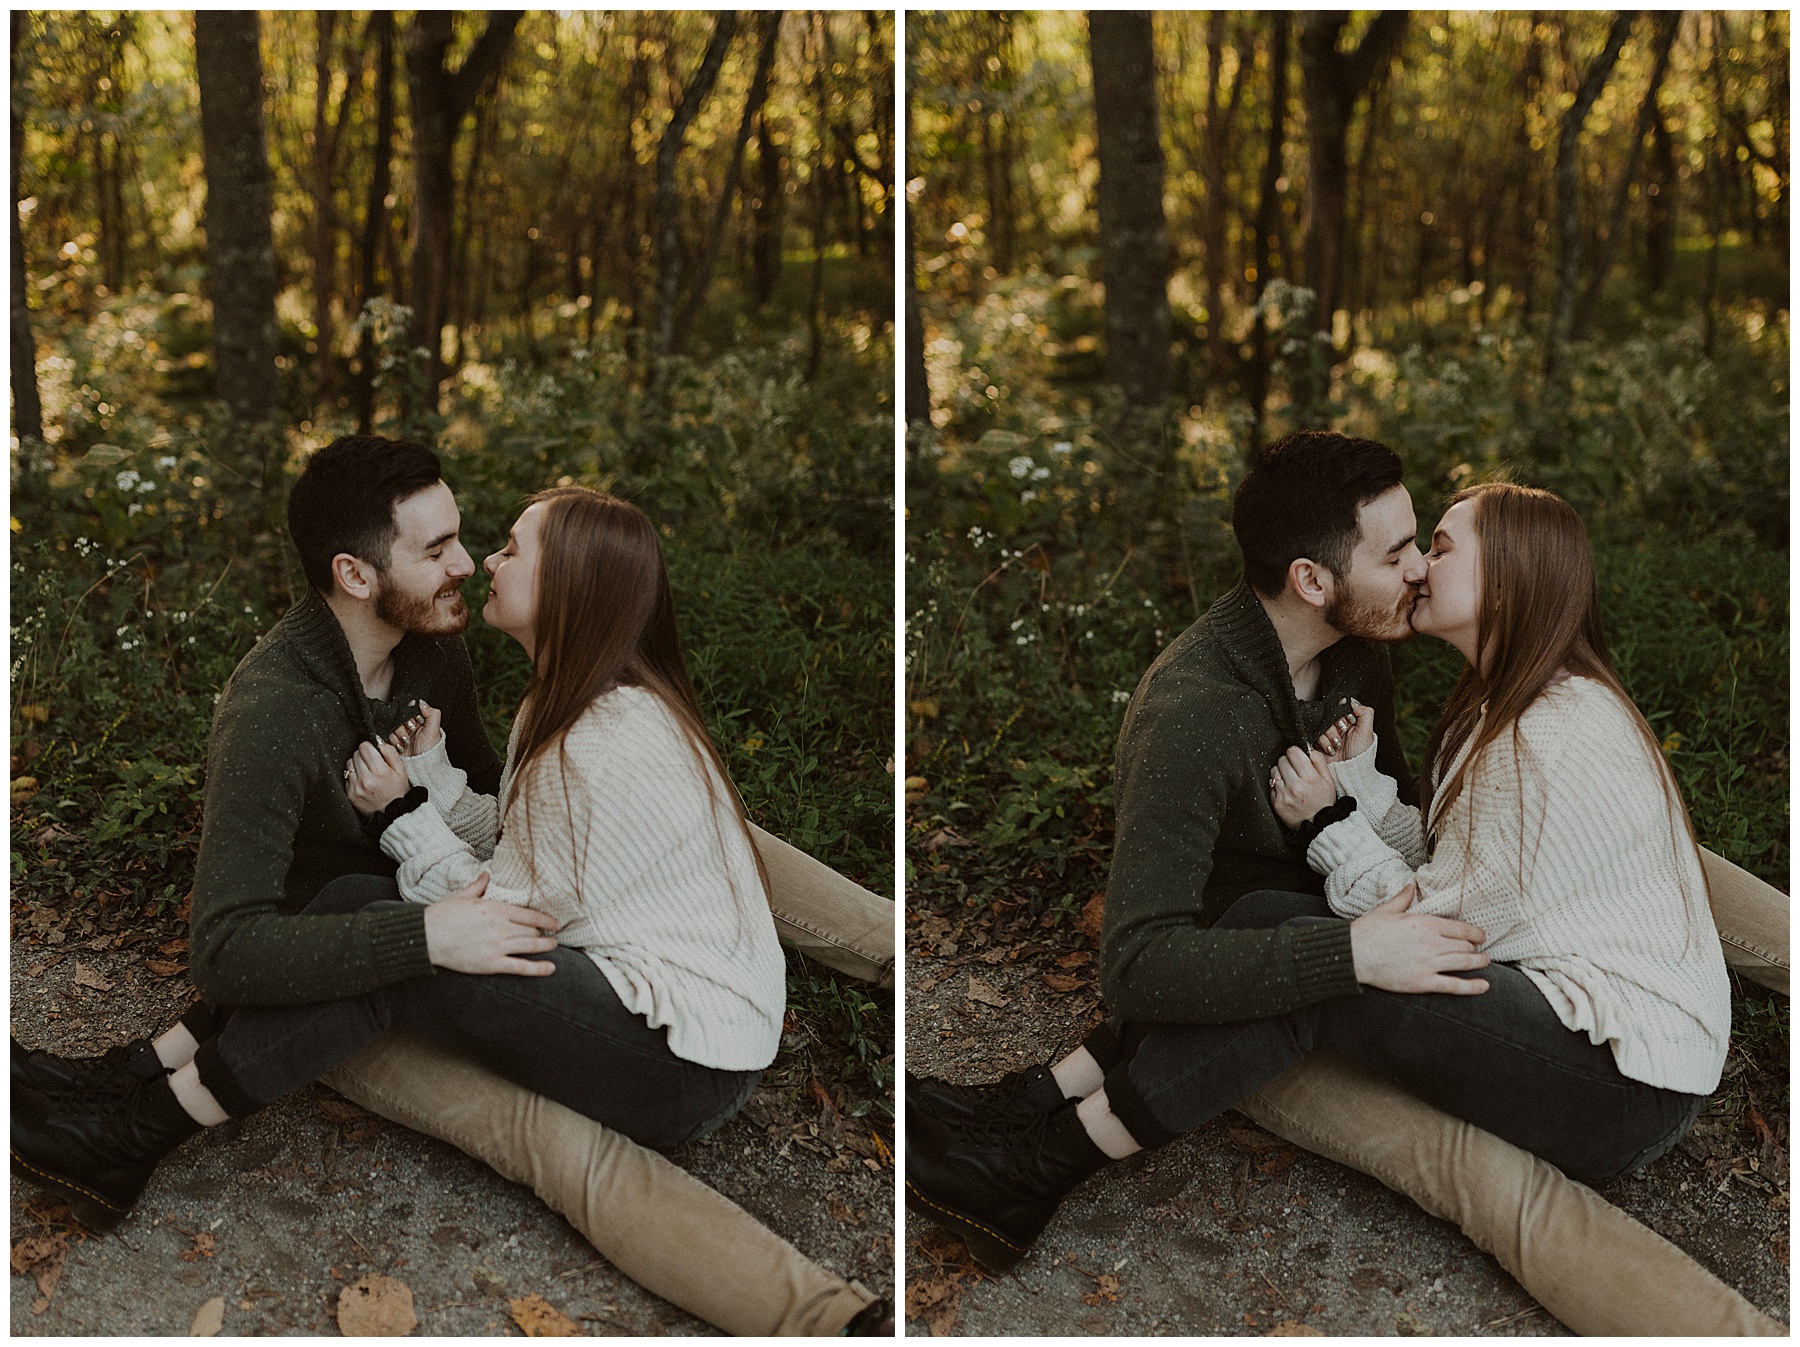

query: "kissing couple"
left=14, top=434, right=893, bottom=1336
left=908, top=430, right=1786, bottom=1335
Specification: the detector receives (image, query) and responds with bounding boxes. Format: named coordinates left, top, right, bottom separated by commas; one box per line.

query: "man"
left=13, top=435, right=892, bottom=1336
left=908, top=430, right=1785, bottom=1335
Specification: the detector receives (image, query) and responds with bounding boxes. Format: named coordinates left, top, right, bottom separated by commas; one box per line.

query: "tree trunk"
left=1299, top=11, right=1406, bottom=341
left=11, top=12, right=43, bottom=449
left=904, top=59, right=931, bottom=427
left=1545, top=10, right=1636, bottom=380
left=750, top=108, right=786, bottom=308
left=1246, top=11, right=1288, bottom=451
left=1088, top=10, right=1171, bottom=410
left=672, top=10, right=780, bottom=356
left=979, top=13, right=1016, bottom=276
left=354, top=10, right=395, bottom=433
left=1576, top=12, right=1675, bottom=333
left=194, top=11, right=280, bottom=427
left=405, top=11, right=520, bottom=411
left=804, top=16, right=828, bottom=383
left=1199, top=13, right=1245, bottom=377
left=1644, top=77, right=1676, bottom=295
left=310, top=12, right=348, bottom=410
left=649, top=12, right=739, bottom=367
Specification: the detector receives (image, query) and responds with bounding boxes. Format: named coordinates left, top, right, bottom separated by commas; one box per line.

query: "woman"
left=908, top=481, right=1730, bottom=1272
left=16, top=487, right=887, bottom=1334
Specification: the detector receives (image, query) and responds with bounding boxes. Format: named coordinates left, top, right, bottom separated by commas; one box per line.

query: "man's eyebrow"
left=421, top=528, right=459, bottom=552
left=1384, top=531, right=1415, bottom=556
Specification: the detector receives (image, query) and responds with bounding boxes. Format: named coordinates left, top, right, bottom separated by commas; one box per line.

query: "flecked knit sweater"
left=1307, top=675, right=1731, bottom=1095
left=188, top=590, right=502, bottom=1006
left=380, top=685, right=787, bottom=1072
left=1101, top=579, right=1415, bottom=1025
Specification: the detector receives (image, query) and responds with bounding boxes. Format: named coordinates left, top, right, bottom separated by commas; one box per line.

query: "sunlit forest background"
left=905, top=12, right=1787, bottom=1080
left=11, top=10, right=895, bottom=1102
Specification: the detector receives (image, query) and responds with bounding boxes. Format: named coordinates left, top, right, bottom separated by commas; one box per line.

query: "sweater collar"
left=1208, top=577, right=1356, bottom=744
left=281, top=589, right=383, bottom=741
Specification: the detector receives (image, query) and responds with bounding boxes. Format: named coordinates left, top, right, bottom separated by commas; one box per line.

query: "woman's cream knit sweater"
left=378, top=685, right=786, bottom=1073
left=1306, top=675, right=1730, bottom=1096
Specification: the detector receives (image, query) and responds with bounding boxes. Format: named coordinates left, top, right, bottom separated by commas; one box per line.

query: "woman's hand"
left=344, top=740, right=411, bottom=815
left=1316, top=699, right=1376, bottom=762
left=387, top=701, right=443, bottom=758
left=1270, top=745, right=1338, bottom=828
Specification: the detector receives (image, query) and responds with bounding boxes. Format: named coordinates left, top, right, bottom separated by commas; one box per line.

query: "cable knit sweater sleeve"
left=402, top=733, right=500, bottom=860
left=381, top=686, right=786, bottom=1071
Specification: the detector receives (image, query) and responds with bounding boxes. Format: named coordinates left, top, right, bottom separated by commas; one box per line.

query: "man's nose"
left=447, top=542, right=476, bottom=578
left=1403, top=546, right=1428, bottom=584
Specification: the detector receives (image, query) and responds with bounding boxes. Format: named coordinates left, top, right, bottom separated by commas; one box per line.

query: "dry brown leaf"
left=508, top=1293, right=580, bottom=1336
left=31, top=1251, right=65, bottom=1304
left=10, top=1232, right=67, bottom=1275
left=1080, top=1272, right=1122, bottom=1306
left=914, top=975, right=938, bottom=994
left=191, top=1296, right=225, bottom=1336
left=178, top=1231, right=217, bottom=1262
left=1266, top=1322, right=1324, bottom=1336
left=336, top=1274, right=417, bottom=1336
left=317, top=1097, right=373, bottom=1125
left=1056, top=950, right=1094, bottom=968
left=1041, top=972, right=1085, bottom=993
left=826, top=1197, right=863, bottom=1226
left=1075, top=893, right=1106, bottom=943
left=345, top=1122, right=384, bottom=1143
left=1225, top=1124, right=1286, bottom=1155
left=904, top=1272, right=963, bottom=1337
left=966, top=974, right=1010, bottom=1008
left=145, top=960, right=186, bottom=978
left=158, top=937, right=190, bottom=954
left=71, top=961, right=113, bottom=992
left=1256, top=1148, right=1299, bottom=1176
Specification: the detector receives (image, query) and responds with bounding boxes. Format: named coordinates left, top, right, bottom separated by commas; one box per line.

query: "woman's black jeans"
left=191, top=876, right=761, bottom=1150
left=1091, top=890, right=1707, bottom=1183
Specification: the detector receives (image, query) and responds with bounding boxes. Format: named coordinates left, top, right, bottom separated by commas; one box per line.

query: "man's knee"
left=301, top=873, right=404, bottom=916
left=1215, top=889, right=1333, bottom=931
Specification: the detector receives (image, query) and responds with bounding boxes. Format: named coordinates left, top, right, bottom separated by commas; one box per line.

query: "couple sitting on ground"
left=12, top=434, right=893, bottom=1336
left=908, top=431, right=1787, bottom=1336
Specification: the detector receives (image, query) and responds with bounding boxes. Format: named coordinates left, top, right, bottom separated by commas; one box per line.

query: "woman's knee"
left=301, top=873, right=404, bottom=916
left=1215, top=889, right=1333, bottom=931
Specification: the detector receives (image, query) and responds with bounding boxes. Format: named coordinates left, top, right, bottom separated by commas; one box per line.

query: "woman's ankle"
left=167, top=1061, right=230, bottom=1127
left=1076, top=1088, right=1143, bottom=1160
left=1051, top=1046, right=1106, bottom=1100
left=154, top=1023, right=199, bottom=1071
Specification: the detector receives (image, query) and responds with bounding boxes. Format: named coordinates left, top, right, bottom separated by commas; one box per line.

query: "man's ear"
left=1286, top=557, right=1332, bottom=611
left=331, top=553, right=377, bottom=602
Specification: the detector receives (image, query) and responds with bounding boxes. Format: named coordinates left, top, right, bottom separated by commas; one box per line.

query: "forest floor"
left=901, top=901, right=1790, bottom=1337
left=9, top=905, right=893, bottom=1337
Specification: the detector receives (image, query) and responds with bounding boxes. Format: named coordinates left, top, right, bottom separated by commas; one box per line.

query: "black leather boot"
left=12, top=1035, right=167, bottom=1099
left=907, top=1063, right=1064, bottom=1129
left=905, top=1097, right=1110, bottom=1272
left=841, top=1296, right=894, bottom=1335
left=11, top=1075, right=203, bottom=1233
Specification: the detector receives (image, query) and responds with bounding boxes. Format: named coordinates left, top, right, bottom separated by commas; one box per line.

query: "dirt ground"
left=9, top=905, right=894, bottom=1336
left=902, top=899, right=1790, bottom=1337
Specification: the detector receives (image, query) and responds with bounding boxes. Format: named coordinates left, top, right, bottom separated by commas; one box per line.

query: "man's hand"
left=1349, top=883, right=1491, bottom=995
left=422, top=874, right=563, bottom=976
left=345, top=740, right=411, bottom=815
left=1317, top=699, right=1376, bottom=763
left=1270, top=745, right=1338, bottom=828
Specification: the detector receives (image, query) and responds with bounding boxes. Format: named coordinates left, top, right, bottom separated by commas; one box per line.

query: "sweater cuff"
left=363, top=785, right=429, bottom=839
left=1289, top=920, right=1360, bottom=1003
left=1306, top=807, right=1391, bottom=875
left=363, top=902, right=434, bottom=984
left=404, top=735, right=470, bottom=814
left=1330, top=739, right=1398, bottom=820
left=379, top=799, right=464, bottom=869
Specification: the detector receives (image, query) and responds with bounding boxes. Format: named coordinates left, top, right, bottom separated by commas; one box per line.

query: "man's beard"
left=1325, top=583, right=1416, bottom=643
left=375, top=578, right=470, bottom=636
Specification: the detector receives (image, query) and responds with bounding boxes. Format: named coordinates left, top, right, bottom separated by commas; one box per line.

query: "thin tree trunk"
left=1575, top=11, right=1675, bottom=333
left=904, top=57, right=931, bottom=427
left=649, top=12, right=739, bottom=367
left=11, top=12, right=43, bottom=450
left=405, top=11, right=520, bottom=411
left=750, top=108, right=786, bottom=308
left=804, top=16, right=828, bottom=383
left=194, top=11, right=280, bottom=428
left=672, top=10, right=780, bottom=356
left=310, top=11, right=348, bottom=410
left=354, top=10, right=395, bottom=434
left=1545, top=10, right=1636, bottom=381
left=1247, top=12, right=1288, bottom=452
left=1089, top=10, right=1171, bottom=410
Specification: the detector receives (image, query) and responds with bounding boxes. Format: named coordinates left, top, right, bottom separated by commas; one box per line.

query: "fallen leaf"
left=509, top=1293, right=580, bottom=1336
left=1255, top=1148, right=1299, bottom=1176
left=71, top=961, right=113, bottom=991
left=1266, top=1322, right=1324, bottom=1336
left=317, top=1097, right=373, bottom=1125
left=336, top=1274, right=417, bottom=1336
left=191, top=1296, right=225, bottom=1336
left=471, top=1266, right=508, bottom=1298
left=179, top=1231, right=217, bottom=1262
left=12, top=775, right=40, bottom=798
left=146, top=960, right=187, bottom=978
left=158, top=937, right=190, bottom=954
left=1080, top=1272, right=1122, bottom=1305
left=1076, top=893, right=1106, bottom=943
left=1056, top=950, right=1094, bottom=968
left=1041, top=972, right=1085, bottom=993
left=345, top=1122, right=384, bottom=1142
left=915, top=975, right=938, bottom=994
left=1225, top=1124, right=1286, bottom=1155
left=808, top=1077, right=841, bottom=1117
left=966, top=973, right=1010, bottom=1008
left=31, top=1251, right=64, bottom=1304
left=826, top=1197, right=863, bottom=1226
left=10, top=1231, right=67, bottom=1276
left=1394, top=1310, right=1432, bottom=1336
left=904, top=1270, right=963, bottom=1337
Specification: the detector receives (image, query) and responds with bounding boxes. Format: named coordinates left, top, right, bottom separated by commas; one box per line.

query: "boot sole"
left=10, top=1149, right=131, bottom=1234
left=904, top=1176, right=1030, bottom=1273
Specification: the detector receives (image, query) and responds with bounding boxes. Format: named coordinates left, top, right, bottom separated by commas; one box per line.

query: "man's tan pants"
left=1238, top=846, right=1786, bottom=1335
left=323, top=824, right=893, bottom=1336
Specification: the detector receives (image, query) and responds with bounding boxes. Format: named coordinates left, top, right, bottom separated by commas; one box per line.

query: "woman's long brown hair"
left=1420, top=481, right=1709, bottom=931
left=503, top=486, right=769, bottom=903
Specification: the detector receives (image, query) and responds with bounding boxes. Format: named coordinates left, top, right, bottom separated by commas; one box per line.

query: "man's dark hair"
left=1232, top=430, right=1404, bottom=597
left=287, top=435, right=443, bottom=594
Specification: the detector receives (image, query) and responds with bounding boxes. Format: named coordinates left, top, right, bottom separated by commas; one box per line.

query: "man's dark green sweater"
left=1099, top=579, right=1417, bottom=1025
left=187, top=589, right=503, bottom=1006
